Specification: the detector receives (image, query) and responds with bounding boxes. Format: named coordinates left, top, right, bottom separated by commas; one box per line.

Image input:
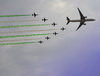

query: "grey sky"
left=0, top=0, right=100, bottom=76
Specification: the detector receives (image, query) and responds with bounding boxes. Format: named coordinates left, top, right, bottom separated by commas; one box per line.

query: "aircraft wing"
left=76, top=22, right=84, bottom=31
left=77, top=8, right=85, bottom=20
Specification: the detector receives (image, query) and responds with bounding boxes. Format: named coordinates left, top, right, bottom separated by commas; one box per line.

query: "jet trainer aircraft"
left=53, top=32, right=58, bottom=35
left=38, top=40, right=43, bottom=44
left=42, top=18, right=48, bottom=22
left=52, top=22, right=57, bottom=26
left=45, top=36, right=50, bottom=40
left=61, top=27, right=66, bottom=31
left=66, top=8, right=95, bottom=31
left=32, top=13, right=38, bottom=17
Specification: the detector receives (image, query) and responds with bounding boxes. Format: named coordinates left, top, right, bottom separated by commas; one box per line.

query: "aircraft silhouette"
left=52, top=22, right=57, bottom=26
left=38, top=40, right=43, bottom=44
left=42, top=18, right=48, bottom=22
left=66, top=8, right=95, bottom=31
left=53, top=32, right=58, bottom=35
left=61, top=27, right=66, bottom=31
left=32, top=13, right=38, bottom=17
left=45, top=36, right=50, bottom=40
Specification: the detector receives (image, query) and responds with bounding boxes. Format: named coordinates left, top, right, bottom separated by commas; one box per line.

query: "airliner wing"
left=77, top=8, right=85, bottom=20
left=76, top=22, right=84, bottom=31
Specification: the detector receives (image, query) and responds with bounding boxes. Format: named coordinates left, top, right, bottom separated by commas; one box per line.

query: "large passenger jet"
left=66, top=8, right=95, bottom=31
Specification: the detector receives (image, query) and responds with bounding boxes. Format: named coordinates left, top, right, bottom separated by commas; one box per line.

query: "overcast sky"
left=0, top=0, right=100, bottom=76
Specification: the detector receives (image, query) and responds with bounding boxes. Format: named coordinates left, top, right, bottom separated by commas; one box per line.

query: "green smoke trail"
left=0, top=24, right=50, bottom=28
left=0, top=14, right=31, bottom=17
left=0, top=33, right=52, bottom=39
left=0, top=42, right=38, bottom=46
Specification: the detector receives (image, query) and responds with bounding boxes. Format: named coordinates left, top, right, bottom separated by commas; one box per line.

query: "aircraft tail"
left=66, top=17, right=70, bottom=25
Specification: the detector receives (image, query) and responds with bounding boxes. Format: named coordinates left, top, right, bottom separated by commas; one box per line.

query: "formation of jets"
left=36, top=7, right=95, bottom=44
left=33, top=7, right=95, bottom=31
left=32, top=13, right=48, bottom=22
left=66, top=8, right=95, bottom=31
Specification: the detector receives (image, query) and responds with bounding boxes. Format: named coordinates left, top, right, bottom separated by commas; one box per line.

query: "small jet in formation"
left=53, top=32, right=58, bottom=35
left=42, top=18, right=48, bottom=22
left=52, top=22, right=57, bottom=26
left=38, top=40, right=43, bottom=44
left=32, top=13, right=38, bottom=17
left=45, top=36, right=50, bottom=40
left=61, top=27, right=66, bottom=31
left=66, top=8, right=96, bottom=31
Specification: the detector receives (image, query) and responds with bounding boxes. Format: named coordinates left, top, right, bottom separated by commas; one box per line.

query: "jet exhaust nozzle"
left=66, top=17, right=70, bottom=25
